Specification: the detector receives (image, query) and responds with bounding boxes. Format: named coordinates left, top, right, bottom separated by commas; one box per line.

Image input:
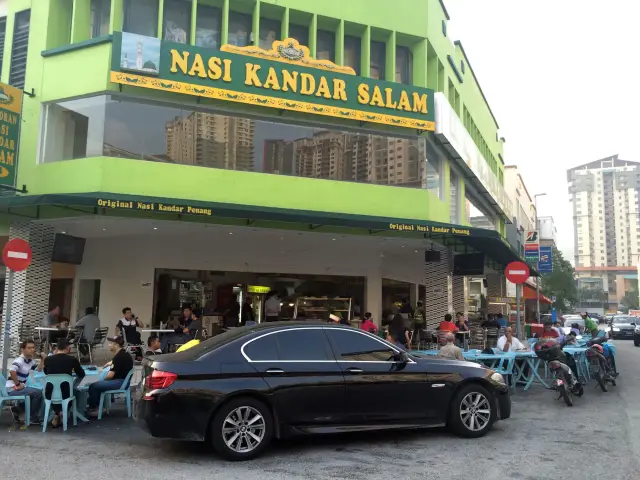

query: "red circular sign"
left=3, top=238, right=32, bottom=271
left=505, top=261, right=530, bottom=284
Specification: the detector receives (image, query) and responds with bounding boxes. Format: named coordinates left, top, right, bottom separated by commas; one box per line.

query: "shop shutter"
left=0, top=18, right=6, bottom=77
left=9, top=9, right=30, bottom=90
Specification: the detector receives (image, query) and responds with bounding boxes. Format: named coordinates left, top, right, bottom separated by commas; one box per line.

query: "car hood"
left=412, top=354, right=486, bottom=371
left=613, top=323, right=636, bottom=328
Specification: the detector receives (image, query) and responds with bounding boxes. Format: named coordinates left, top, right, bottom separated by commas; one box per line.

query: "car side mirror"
left=395, top=350, right=409, bottom=364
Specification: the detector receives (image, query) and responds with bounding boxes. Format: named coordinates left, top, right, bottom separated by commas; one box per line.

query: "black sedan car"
left=610, top=315, right=638, bottom=340
left=137, top=323, right=510, bottom=460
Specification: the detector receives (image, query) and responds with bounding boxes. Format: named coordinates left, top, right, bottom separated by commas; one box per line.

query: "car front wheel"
left=448, top=384, right=495, bottom=438
left=211, top=397, right=274, bottom=461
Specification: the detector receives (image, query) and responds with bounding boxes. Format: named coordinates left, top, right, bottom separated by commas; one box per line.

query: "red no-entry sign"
left=505, top=261, right=530, bottom=284
left=3, top=238, right=32, bottom=271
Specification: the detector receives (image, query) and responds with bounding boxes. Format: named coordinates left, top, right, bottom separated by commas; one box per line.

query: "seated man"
left=438, top=332, right=464, bottom=361
left=6, top=340, right=45, bottom=425
left=161, top=307, right=202, bottom=352
left=496, top=313, right=508, bottom=328
left=438, top=313, right=459, bottom=332
left=75, top=307, right=100, bottom=357
left=497, top=327, right=527, bottom=352
left=43, top=339, right=85, bottom=428
left=146, top=336, right=162, bottom=356
left=86, top=336, right=134, bottom=417
left=536, top=321, right=559, bottom=339
left=481, top=314, right=501, bottom=329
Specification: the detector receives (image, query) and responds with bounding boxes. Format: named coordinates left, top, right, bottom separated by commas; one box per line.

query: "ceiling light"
left=153, top=227, right=158, bottom=230
left=332, top=238, right=336, bottom=241
left=61, top=231, right=66, bottom=234
left=102, top=228, right=107, bottom=231
left=229, top=232, right=233, bottom=235
left=415, top=250, right=419, bottom=253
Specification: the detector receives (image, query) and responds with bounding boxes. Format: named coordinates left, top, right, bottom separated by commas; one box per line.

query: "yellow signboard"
left=247, top=285, right=271, bottom=294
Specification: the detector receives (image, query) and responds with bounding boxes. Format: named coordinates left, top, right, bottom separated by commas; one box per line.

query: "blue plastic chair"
left=493, top=353, right=517, bottom=391
left=97, top=369, right=134, bottom=420
left=0, top=374, right=31, bottom=427
left=41, top=374, right=78, bottom=432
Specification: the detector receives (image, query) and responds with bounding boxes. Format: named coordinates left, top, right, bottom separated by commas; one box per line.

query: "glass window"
left=326, top=329, right=396, bottom=362
left=244, top=334, right=278, bottom=361
left=41, top=95, right=431, bottom=190
left=316, top=30, right=334, bottom=62
left=229, top=11, right=252, bottom=47
left=0, top=17, right=6, bottom=76
left=275, top=330, right=332, bottom=361
left=288, top=23, right=308, bottom=47
left=259, top=18, right=280, bottom=49
left=450, top=170, right=459, bottom=223
left=344, top=35, right=361, bottom=75
left=195, top=5, right=221, bottom=49
left=163, top=0, right=191, bottom=44
left=9, top=9, right=30, bottom=90
left=425, top=141, right=442, bottom=199
left=90, top=0, right=111, bottom=38
left=370, top=40, right=386, bottom=80
left=396, top=46, right=412, bottom=84
left=123, top=0, right=158, bottom=37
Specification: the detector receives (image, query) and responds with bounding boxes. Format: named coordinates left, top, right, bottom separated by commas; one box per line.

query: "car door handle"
left=346, top=367, right=363, bottom=374
left=265, top=368, right=284, bottom=375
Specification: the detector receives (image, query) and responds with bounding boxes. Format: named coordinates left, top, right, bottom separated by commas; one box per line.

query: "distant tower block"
left=136, top=41, right=143, bottom=70
left=121, top=53, right=128, bottom=69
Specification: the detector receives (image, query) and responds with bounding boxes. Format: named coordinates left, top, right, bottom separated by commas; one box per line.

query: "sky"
left=443, top=0, right=640, bottom=263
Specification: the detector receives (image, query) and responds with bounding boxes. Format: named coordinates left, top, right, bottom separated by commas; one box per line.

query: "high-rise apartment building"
left=166, top=113, right=255, bottom=170
left=568, top=154, right=640, bottom=308
left=263, top=139, right=294, bottom=175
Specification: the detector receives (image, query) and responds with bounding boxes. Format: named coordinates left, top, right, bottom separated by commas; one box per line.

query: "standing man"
left=86, top=336, right=133, bottom=417
left=43, top=339, right=85, bottom=428
left=6, top=340, right=44, bottom=425
left=76, top=307, right=100, bottom=357
left=264, top=291, right=281, bottom=322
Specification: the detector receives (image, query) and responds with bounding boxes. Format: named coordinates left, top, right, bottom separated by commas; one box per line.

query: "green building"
left=0, top=0, right=525, bottom=349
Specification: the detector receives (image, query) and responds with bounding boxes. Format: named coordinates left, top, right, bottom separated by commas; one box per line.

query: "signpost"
left=1, top=238, right=32, bottom=377
left=505, top=261, right=530, bottom=339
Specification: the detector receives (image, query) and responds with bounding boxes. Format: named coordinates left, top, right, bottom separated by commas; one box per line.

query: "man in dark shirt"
left=86, top=336, right=133, bottom=417
left=43, top=339, right=85, bottom=427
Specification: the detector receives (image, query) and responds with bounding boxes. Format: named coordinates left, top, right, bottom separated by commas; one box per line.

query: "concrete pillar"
left=424, top=245, right=451, bottom=330
left=409, top=283, right=419, bottom=308
left=485, top=272, right=507, bottom=316
left=0, top=221, right=54, bottom=358
left=365, top=274, right=382, bottom=327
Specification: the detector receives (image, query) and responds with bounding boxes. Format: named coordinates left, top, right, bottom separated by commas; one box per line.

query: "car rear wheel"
left=448, top=384, right=495, bottom=438
left=211, top=397, right=273, bottom=461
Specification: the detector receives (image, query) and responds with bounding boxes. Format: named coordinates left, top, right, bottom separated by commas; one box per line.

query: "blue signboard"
left=538, top=246, right=553, bottom=273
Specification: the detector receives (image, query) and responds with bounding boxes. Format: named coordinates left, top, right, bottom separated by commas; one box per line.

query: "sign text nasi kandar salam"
left=110, top=33, right=435, bottom=131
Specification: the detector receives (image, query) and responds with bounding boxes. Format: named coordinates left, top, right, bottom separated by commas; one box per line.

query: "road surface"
left=2, top=342, right=639, bottom=480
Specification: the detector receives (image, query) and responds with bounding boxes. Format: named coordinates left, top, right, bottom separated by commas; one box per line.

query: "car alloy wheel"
left=459, top=392, right=491, bottom=432
left=222, top=406, right=266, bottom=454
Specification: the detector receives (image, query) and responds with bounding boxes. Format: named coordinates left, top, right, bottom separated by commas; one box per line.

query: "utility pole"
left=534, top=193, right=547, bottom=320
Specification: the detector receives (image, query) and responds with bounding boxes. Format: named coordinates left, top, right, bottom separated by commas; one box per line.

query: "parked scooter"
left=586, top=336, right=618, bottom=391
left=534, top=339, right=584, bottom=406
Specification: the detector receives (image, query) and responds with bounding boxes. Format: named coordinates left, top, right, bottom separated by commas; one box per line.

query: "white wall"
left=75, top=230, right=426, bottom=332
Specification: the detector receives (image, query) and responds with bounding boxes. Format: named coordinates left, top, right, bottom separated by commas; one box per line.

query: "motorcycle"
left=534, top=339, right=584, bottom=406
left=586, top=336, right=618, bottom=391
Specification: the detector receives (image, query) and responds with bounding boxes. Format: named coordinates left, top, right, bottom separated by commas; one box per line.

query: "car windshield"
left=613, top=317, right=637, bottom=324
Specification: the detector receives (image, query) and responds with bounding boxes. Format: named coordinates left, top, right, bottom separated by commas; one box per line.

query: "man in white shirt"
left=497, top=327, right=527, bottom=352
left=264, top=291, right=281, bottom=322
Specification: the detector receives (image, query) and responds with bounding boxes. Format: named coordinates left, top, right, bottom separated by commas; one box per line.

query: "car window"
left=326, top=329, right=397, bottom=362
left=275, top=329, right=333, bottom=361
left=243, top=334, right=279, bottom=361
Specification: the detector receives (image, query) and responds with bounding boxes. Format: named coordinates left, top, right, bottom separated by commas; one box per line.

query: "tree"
left=540, top=246, right=577, bottom=312
left=621, top=288, right=639, bottom=310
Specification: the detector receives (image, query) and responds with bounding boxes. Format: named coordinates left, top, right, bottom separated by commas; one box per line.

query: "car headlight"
left=486, top=370, right=505, bottom=385
left=613, top=327, right=620, bottom=332
left=635, top=327, right=640, bottom=334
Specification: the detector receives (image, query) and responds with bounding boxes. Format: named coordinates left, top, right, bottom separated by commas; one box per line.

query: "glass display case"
left=293, top=296, right=352, bottom=322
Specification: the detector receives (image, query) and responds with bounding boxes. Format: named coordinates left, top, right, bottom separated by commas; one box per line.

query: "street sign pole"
left=1, top=270, right=13, bottom=378
left=515, top=282, right=521, bottom=340
left=1, top=238, right=33, bottom=377
left=536, top=277, right=541, bottom=323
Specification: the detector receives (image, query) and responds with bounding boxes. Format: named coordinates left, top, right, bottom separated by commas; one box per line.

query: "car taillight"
left=144, top=370, right=177, bottom=390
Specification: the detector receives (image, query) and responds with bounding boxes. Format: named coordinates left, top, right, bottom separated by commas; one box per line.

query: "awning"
left=0, top=192, right=536, bottom=274
left=523, top=284, right=551, bottom=303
